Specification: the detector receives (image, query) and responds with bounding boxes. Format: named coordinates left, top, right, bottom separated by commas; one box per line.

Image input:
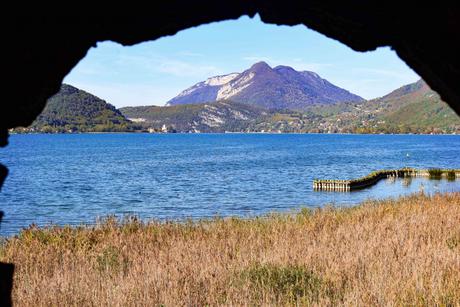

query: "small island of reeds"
left=313, top=167, right=460, bottom=191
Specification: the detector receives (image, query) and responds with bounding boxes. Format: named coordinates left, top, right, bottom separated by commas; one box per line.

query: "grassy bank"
left=1, top=193, right=460, bottom=306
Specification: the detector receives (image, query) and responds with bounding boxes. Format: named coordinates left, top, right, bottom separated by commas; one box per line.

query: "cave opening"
left=1, top=5, right=460, bottom=305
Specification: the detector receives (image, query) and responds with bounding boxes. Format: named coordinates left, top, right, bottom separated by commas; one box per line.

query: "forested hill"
left=30, top=84, right=132, bottom=132
left=354, top=80, right=460, bottom=133
left=120, top=100, right=269, bottom=133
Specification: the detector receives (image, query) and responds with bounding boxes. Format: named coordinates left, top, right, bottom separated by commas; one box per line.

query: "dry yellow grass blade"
left=1, top=192, right=460, bottom=306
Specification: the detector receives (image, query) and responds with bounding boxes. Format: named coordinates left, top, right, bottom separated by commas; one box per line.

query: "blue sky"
left=64, top=15, right=420, bottom=108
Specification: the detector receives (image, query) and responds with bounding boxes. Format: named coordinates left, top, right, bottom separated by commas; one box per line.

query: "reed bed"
left=1, top=192, right=460, bottom=306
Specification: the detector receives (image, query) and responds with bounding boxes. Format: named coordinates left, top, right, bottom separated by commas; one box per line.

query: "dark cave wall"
left=0, top=3, right=459, bottom=304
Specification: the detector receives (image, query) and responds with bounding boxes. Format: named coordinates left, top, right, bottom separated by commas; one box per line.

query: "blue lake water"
left=0, top=133, right=459, bottom=236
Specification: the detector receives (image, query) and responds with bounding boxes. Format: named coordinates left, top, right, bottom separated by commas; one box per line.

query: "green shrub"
left=428, top=169, right=443, bottom=180
left=446, top=235, right=460, bottom=250
left=239, top=263, right=341, bottom=303
left=447, top=170, right=456, bottom=181
left=96, top=246, right=130, bottom=275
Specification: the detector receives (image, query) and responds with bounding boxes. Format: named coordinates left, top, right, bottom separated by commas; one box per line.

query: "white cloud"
left=65, top=45, right=226, bottom=107
left=353, top=68, right=419, bottom=82
left=156, top=59, right=222, bottom=77
left=113, top=54, right=223, bottom=78
left=330, top=66, right=420, bottom=99
left=330, top=76, right=421, bottom=100
left=66, top=82, right=178, bottom=108
left=242, top=56, right=273, bottom=62
left=176, top=51, right=204, bottom=57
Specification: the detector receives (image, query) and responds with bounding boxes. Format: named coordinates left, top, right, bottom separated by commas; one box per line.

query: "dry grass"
left=1, top=192, right=460, bottom=306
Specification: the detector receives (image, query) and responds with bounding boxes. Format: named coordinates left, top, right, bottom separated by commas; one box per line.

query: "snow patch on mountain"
left=204, top=73, right=239, bottom=86
left=216, top=72, right=255, bottom=100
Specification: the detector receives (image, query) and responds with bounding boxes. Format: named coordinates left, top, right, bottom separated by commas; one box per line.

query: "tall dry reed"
left=1, top=192, right=460, bottom=306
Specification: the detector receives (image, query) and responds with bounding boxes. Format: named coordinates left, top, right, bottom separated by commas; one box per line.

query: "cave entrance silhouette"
left=1, top=4, right=460, bottom=305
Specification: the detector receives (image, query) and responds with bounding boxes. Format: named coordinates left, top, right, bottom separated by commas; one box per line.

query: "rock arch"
left=1, top=4, right=460, bottom=305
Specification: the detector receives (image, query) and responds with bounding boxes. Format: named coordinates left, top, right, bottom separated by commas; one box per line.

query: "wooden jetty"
left=313, top=168, right=460, bottom=192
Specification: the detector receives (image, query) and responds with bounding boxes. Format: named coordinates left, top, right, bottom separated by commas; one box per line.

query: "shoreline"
left=7, top=131, right=460, bottom=136
left=1, top=189, right=458, bottom=237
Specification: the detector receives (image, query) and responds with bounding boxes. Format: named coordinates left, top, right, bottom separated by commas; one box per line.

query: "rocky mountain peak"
left=166, top=62, right=364, bottom=110
left=249, top=61, right=272, bottom=72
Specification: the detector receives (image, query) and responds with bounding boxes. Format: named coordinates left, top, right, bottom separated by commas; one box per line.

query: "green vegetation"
left=446, top=234, right=460, bottom=250
left=239, top=263, right=340, bottom=304
left=96, top=246, right=130, bottom=275
left=428, top=168, right=444, bottom=180
left=341, top=80, right=460, bottom=134
left=120, top=100, right=269, bottom=133
left=447, top=170, right=456, bottom=181
left=15, top=84, right=136, bottom=133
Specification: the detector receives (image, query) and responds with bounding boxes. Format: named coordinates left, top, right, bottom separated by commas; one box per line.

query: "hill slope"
left=30, top=84, right=132, bottom=132
left=121, top=100, right=270, bottom=133
left=166, top=61, right=364, bottom=110
left=359, top=80, right=460, bottom=133
left=304, top=79, right=460, bottom=133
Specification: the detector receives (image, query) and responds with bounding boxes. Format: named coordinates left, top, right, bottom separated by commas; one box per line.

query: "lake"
left=0, top=133, right=459, bottom=236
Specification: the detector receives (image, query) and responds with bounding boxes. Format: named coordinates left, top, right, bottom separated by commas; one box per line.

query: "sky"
left=64, top=15, right=420, bottom=108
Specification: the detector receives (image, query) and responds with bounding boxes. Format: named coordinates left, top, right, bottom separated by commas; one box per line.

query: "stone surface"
left=0, top=262, right=13, bottom=307
left=0, top=209, right=13, bottom=306
left=0, top=165, right=7, bottom=191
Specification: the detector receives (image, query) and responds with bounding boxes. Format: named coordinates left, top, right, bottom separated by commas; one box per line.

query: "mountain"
left=120, top=100, right=270, bottom=133
left=381, top=79, right=428, bottom=99
left=126, top=79, right=459, bottom=134
left=30, top=84, right=132, bottom=132
left=166, top=61, right=364, bottom=110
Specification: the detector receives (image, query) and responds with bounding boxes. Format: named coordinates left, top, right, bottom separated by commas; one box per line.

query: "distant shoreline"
left=8, top=131, right=459, bottom=136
